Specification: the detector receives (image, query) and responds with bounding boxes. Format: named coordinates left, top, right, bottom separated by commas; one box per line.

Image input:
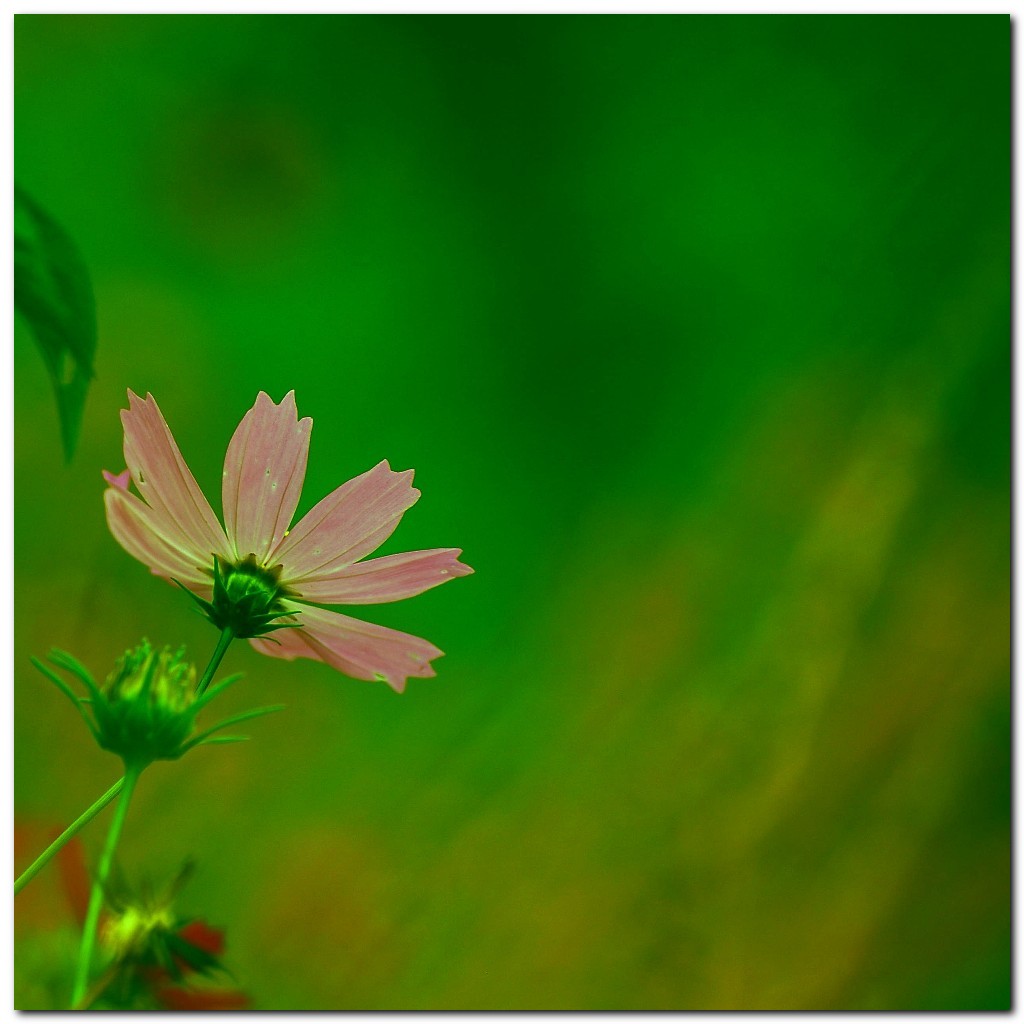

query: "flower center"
left=221, top=554, right=286, bottom=609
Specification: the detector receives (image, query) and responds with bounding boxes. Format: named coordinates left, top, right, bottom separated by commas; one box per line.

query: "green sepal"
left=172, top=578, right=219, bottom=621
left=252, top=618, right=303, bottom=634
left=30, top=656, right=102, bottom=742
left=175, top=558, right=301, bottom=640
left=180, top=704, right=285, bottom=753
left=164, top=928, right=224, bottom=978
left=31, top=655, right=83, bottom=707
left=191, top=672, right=245, bottom=713
left=46, top=648, right=102, bottom=700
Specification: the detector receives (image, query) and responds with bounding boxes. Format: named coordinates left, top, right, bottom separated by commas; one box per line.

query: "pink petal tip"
left=102, top=468, right=132, bottom=491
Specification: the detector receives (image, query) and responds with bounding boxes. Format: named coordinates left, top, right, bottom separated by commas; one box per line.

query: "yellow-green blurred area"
left=14, top=14, right=1009, bottom=1010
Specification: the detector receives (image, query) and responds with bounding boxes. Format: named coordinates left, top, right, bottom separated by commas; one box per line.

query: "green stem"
left=196, top=626, right=234, bottom=696
left=72, top=965, right=119, bottom=1013
left=70, top=766, right=140, bottom=1009
left=14, top=777, right=124, bottom=896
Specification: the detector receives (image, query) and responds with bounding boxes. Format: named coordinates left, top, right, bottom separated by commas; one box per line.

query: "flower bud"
left=102, top=902, right=177, bottom=962
left=91, top=862, right=246, bottom=1010
left=90, top=642, right=198, bottom=769
left=34, top=643, right=285, bottom=774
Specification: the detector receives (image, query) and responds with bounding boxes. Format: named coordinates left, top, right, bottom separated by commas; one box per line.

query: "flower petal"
left=176, top=920, right=226, bottom=959
left=104, top=486, right=214, bottom=592
left=222, top=391, right=312, bottom=565
left=273, top=460, right=420, bottom=582
left=102, top=468, right=131, bottom=490
left=296, top=548, right=474, bottom=604
left=156, top=987, right=251, bottom=1012
left=121, top=391, right=229, bottom=565
left=249, top=604, right=443, bottom=693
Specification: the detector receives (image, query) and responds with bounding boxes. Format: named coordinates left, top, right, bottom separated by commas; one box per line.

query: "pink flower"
left=103, top=391, right=473, bottom=692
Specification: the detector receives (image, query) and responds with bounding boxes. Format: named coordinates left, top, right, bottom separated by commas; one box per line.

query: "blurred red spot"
left=177, top=919, right=226, bottom=958
left=55, top=835, right=90, bottom=926
left=157, top=986, right=251, bottom=1011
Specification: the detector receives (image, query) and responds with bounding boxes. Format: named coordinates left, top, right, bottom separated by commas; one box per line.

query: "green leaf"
left=14, top=185, right=97, bottom=461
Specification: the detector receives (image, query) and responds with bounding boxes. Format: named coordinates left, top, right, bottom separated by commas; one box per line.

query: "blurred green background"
left=14, top=14, right=1009, bottom=1010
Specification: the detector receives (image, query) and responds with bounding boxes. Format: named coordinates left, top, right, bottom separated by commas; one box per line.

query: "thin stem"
left=196, top=626, right=234, bottom=696
left=14, top=777, right=124, bottom=896
left=70, top=767, right=140, bottom=1009
left=72, top=965, right=119, bottom=1013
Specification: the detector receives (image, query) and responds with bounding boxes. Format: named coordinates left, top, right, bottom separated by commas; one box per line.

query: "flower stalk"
left=70, top=766, right=139, bottom=1008
left=196, top=626, right=233, bottom=696
left=14, top=777, right=124, bottom=896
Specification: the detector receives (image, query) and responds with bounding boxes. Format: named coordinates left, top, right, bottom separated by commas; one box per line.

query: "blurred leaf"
left=14, top=185, right=97, bottom=461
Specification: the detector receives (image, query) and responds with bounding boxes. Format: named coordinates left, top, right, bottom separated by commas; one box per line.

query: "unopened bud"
left=91, top=641, right=198, bottom=768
